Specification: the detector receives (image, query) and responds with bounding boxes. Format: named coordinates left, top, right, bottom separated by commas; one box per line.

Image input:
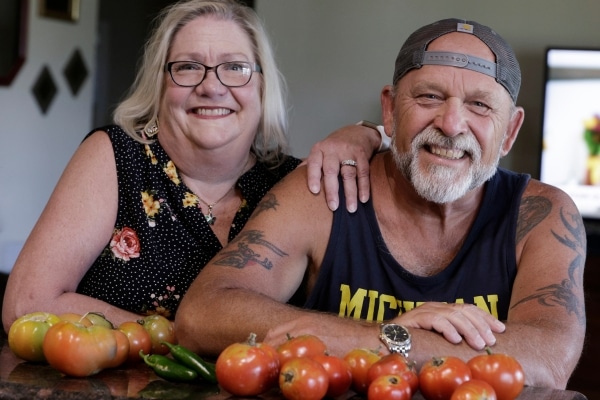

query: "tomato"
left=8, top=312, right=61, bottom=362
left=312, top=353, right=352, bottom=397
left=59, top=313, right=93, bottom=327
left=216, top=332, right=279, bottom=396
left=419, top=356, right=472, bottom=400
left=105, top=328, right=130, bottom=368
left=43, top=320, right=130, bottom=377
left=117, top=321, right=152, bottom=364
left=279, top=357, right=329, bottom=400
left=368, top=353, right=419, bottom=395
left=368, top=374, right=412, bottom=400
left=277, top=334, right=327, bottom=365
left=343, top=347, right=382, bottom=394
left=138, top=314, right=176, bottom=355
left=85, top=312, right=115, bottom=329
left=451, top=379, right=497, bottom=400
left=467, top=349, right=524, bottom=400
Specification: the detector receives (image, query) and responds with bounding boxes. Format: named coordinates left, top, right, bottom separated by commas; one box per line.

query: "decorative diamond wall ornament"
left=63, top=48, right=88, bottom=96
left=32, top=65, right=58, bottom=115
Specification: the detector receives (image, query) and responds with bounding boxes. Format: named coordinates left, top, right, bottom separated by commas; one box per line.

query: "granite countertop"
left=0, top=330, right=588, bottom=399
left=0, top=330, right=221, bottom=399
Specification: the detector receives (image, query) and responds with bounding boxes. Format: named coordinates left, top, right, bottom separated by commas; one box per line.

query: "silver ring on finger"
left=340, top=159, right=358, bottom=167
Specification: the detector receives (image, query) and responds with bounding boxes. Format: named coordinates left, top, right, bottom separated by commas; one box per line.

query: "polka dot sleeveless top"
left=76, top=125, right=301, bottom=319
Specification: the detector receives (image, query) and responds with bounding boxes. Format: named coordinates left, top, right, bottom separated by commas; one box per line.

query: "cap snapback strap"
left=422, top=51, right=497, bottom=79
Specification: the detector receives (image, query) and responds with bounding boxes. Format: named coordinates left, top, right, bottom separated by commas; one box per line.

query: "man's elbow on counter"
left=532, top=348, right=581, bottom=390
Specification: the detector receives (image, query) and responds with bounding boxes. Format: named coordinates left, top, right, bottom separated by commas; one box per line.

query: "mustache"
left=411, top=127, right=482, bottom=161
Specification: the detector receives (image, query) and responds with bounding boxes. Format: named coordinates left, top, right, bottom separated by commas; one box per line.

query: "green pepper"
left=161, top=341, right=218, bottom=384
left=139, top=351, right=198, bottom=382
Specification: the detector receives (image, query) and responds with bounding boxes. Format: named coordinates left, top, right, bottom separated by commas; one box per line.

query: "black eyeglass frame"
left=165, top=60, right=262, bottom=88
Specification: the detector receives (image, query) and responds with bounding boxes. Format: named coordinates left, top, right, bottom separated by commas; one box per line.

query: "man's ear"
left=381, top=85, right=395, bottom=139
left=500, top=106, right=525, bottom=157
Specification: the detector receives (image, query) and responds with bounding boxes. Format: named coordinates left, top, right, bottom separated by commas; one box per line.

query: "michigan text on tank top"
left=304, top=168, right=530, bottom=322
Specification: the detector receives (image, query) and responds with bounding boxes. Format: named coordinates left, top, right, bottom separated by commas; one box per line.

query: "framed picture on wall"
left=39, top=0, right=80, bottom=22
left=0, top=0, right=28, bottom=86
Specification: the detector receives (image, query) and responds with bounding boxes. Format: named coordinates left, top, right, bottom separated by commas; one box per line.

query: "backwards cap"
left=393, top=18, right=521, bottom=102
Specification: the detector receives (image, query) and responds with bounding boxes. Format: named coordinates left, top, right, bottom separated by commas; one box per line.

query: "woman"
left=2, top=0, right=381, bottom=330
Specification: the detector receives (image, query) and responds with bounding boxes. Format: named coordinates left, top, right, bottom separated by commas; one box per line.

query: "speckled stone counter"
left=0, top=330, right=587, bottom=399
left=0, top=330, right=219, bottom=399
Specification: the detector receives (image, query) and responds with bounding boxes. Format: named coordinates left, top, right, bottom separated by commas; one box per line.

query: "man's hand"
left=395, top=302, right=506, bottom=350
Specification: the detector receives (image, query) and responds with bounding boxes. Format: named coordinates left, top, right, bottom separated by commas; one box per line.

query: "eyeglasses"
left=165, top=61, right=261, bottom=88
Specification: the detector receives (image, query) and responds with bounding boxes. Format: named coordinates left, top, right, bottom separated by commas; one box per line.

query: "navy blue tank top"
left=304, top=168, right=530, bottom=322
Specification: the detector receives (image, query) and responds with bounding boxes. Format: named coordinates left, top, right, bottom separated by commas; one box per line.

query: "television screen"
left=540, top=47, right=600, bottom=221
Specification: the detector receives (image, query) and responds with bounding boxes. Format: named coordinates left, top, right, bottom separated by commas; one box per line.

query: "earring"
left=144, top=118, right=159, bottom=137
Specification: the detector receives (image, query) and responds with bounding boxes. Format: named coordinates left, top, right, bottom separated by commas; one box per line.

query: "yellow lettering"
left=473, top=295, right=499, bottom=318
left=377, top=295, right=397, bottom=322
left=339, top=284, right=367, bottom=320
left=339, top=285, right=500, bottom=321
left=402, top=300, right=415, bottom=312
left=365, top=290, right=379, bottom=321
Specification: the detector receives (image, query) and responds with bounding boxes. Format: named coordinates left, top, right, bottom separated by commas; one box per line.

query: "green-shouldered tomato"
left=8, top=312, right=61, bottom=362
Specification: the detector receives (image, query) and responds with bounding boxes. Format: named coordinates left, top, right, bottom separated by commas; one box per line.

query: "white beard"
left=391, top=125, right=503, bottom=204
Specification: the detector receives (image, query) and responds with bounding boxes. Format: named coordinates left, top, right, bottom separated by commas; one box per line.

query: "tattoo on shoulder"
left=212, top=230, right=288, bottom=270
left=250, top=193, right=279, bottom=220
left=516, top=196, right=551, bottom=243
left=511, top=207, right=586, bottom=325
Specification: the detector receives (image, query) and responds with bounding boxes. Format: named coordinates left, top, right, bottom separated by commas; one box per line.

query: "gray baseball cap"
left=393, top=18, right=521, bottom=103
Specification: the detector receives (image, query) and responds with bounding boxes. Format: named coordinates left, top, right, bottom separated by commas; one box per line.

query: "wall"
left=2, top=0, right=600, bottom=273
left=0, top=0, right=99, bottom=272
left=256, top=0, right=600, bottom=177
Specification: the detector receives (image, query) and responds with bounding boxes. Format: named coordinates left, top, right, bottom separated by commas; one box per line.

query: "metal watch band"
left=389, top=343, right=409, bottom=357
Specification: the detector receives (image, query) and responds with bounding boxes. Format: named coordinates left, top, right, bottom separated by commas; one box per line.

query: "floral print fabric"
left=76, top=125, right=300, bottom=318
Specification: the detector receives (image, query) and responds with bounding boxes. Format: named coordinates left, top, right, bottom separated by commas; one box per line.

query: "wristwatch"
left=356, top=120, right=390, bottom=152
left=379, top=323, right=411, bottom=357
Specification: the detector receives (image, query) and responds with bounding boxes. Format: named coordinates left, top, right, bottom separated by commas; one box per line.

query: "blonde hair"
left=113, top=0, right=289, bottom=165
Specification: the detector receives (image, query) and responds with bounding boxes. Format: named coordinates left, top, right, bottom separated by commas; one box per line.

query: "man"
left=176, top=18, right=586, bottom=389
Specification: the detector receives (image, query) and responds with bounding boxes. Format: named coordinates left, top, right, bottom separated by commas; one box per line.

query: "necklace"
left=196, top=184, right=236, bottom=225
left=196, top=157, right=251, bottom=225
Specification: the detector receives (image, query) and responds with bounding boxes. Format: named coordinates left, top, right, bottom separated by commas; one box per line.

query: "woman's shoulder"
left=84, top=125, right=128, bottom=142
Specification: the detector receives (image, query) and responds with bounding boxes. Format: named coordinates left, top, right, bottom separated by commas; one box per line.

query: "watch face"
left=383, top=324, right=409, bottom=342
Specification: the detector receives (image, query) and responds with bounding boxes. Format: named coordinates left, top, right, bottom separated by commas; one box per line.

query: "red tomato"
left=368, top=374, right=412, bottom=400
left=451, top=379, right=498, bottom=400
left=277, top=334, right=327, bottom=365
left=279, top=357, right=329, bottom=400
left=8, top=312, right=61, bottom=362
left=467, top=349, right=524, bottom=400
left=105, top=329, right=130, bottom=368
left=367, top=353, right=419, bottom=395
left=312, top=353, right=352, bottom=397
left=138, top=315, right=176, bottom=355
left=216, top=333, right=279, bottom=396
left=42, top=320, right=129, bottom=377
left=419, top=356, right=472, bottom=400
left=118, top=321, right=152, bottom=364
left=343, top=347, right=382, bottom=394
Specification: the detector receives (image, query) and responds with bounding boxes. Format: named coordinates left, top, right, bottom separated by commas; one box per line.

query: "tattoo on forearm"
left=213, top=230, right=288, bottom=270
left=516, top=196, right=551, bottom=243
left=511, top=208, right=586, bottom=324
left=250, top=193, right=278, bottom=220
